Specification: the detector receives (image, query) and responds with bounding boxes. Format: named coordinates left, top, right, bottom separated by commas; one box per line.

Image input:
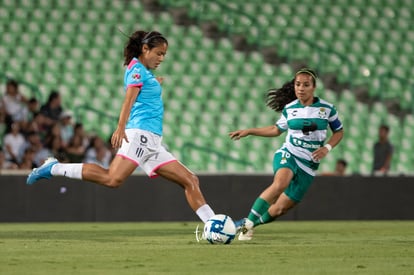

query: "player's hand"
left=111, top=127, right=128, bottom=148
left=312, top=146, right=329, bottom=161
left=229, top=129, right=249, bottom=140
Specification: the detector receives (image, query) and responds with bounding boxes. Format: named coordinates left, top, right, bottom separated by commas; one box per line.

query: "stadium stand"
left=0, top=0, right=412, bottom=175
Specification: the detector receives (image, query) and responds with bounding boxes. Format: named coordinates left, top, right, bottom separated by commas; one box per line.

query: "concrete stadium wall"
left=0, top=175, right=413, bottom=222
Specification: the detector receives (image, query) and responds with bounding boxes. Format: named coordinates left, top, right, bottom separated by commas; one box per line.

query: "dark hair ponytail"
left=266, top=79, right=296, bottom=112
left=123, top=30, right=168, bottom=65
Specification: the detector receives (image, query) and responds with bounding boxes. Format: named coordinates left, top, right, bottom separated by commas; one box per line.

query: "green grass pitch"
left=0, top=221, right=413, bottom=274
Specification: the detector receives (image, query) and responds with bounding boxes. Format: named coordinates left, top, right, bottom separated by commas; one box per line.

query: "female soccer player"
left=229, top=68, right=344, bottom=240
left=27, top=30, right=215, bottom=223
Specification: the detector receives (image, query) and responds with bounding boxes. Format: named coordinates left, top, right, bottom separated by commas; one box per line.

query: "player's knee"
left=186, top=174, right=200, bottom=189
left=271, top=206, right=289, bottom=217
left=105, top=177, right=124, bottom=188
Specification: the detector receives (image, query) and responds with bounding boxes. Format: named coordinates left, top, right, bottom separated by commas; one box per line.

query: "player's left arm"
left=312, top=113, right=344, bottom=161
left=312, top=129, right=343, bottom=161
left=325, top=129, right=344, bottom=150
left=325, top=114, right=345, bottom=150
left=111, top=86, right=140, bottom=148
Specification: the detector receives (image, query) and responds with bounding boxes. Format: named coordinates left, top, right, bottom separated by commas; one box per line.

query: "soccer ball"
left=203, top=214, right=236, bottom=244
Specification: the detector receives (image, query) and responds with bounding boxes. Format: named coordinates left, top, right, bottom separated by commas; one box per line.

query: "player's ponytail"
left=266, top=79, right=296, bottom=112
left=123, top=30, right=168, bottom=65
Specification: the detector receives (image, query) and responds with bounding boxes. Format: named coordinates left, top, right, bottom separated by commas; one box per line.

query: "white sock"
left=51, top=163, right=83, bottom=179
left=196, top=204, right=215, bottom=223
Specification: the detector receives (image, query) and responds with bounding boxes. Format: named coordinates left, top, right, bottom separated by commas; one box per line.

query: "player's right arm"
left=111, top=86, right=140, bottom=148
left=229, top=125, right=282, bottom=140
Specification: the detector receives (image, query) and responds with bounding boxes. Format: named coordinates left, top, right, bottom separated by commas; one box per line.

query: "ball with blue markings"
left=203, top=214, right=236, bottom=244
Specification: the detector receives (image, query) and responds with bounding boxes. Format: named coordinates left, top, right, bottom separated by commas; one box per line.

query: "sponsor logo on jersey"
left=292, top=138, right=320, bottom=149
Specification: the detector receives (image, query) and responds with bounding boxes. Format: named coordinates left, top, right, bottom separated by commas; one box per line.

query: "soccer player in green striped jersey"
left=229, top=68, right=344, bottom=241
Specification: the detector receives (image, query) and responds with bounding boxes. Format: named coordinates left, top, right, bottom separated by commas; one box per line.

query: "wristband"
left=324, top=144, right=332, bottom=152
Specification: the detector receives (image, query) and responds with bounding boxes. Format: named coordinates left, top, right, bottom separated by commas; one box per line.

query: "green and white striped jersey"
left=276, top=97, right=343, bottom=174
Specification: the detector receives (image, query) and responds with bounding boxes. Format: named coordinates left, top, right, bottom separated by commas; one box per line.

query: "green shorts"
left=273, top=148, right=315, bottom=203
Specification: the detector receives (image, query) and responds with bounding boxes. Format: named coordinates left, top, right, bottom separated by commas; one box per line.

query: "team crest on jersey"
left=131, top=67, right=141, bottom=80
left=132, top=73, right=141, bottom=80
left=280, top=157, right=287, bottom=164
left=318, top=107, right=327, bottom=119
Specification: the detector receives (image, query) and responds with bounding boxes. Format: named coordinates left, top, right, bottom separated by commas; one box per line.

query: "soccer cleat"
left=26, top=157, right=58, bottom=185
left=234, top=218, right=246, bottom=234
left=238, top=219, right=254, bottom=241
left=238, top=226, right=254, bottom=241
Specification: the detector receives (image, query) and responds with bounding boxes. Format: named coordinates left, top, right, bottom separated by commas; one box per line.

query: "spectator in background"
left=93, top=145, right=112, bottom=168
left=39, top=90, right=63, bottom=129
left=84, top=136, right=112, bottom=168
left=319, top=159, right=348, bottom=176
left=73, top=123, right=90, bottom=149
left=24, top=112, right=49, bottom=139
left=2, top=122, right=26, bottom=164
left=0, top=110, right=6, bottom=145
left=20, top=97, right=41, bottom=134
left=372, top=124, right=393, bottom=175
left=65, top=134, right=86, bottom=163
left=59, top=111, right=74, bottom=148
left=43, top=122, right=62, bottom=149
left=27, top=97, right=40, bottom=120
left=24, top=131, right=49, bottom=167
left=65, top=123, right=89, bottom=163
left=44, top=134, right=68, bottom=163
left=0, top=149, right=18, bottom=170
left=0, top=79, right=29, bottom=129
left=19, top=147, right=37, bottom=170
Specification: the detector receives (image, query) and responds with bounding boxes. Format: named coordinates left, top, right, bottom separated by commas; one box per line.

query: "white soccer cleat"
left=238, top=226, right=254, bottom=241
left=238, top=219, right=254, bottom=241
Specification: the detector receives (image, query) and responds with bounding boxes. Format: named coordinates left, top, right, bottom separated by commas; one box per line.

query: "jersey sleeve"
left=126, top=65, right=145, bottom=89
left=276, top=110, right=288, bottom=131
left=328, top=106, right=343, bottom=132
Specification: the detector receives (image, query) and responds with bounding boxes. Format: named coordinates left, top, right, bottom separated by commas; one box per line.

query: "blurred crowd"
left=0, top=79, right=115, bottom=171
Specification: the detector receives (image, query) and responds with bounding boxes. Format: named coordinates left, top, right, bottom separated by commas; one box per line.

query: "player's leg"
left=239, top=148, right=296, bottom=227
left=81, top=155, right=137, bottom=187
left=240, top=166, right=314, bottom=240
left=27, top=155, right=137, bottom=187
left=27, top=128, right=143, bottom=186
left=267, top=167, right=314, bottom=219
left=156, top=161, right=215, bottom=223
left=238, top=168, right=293, bottom=240
left=267, top=193, right=297, bottom=218
left=246, top=167, right=293, bottom=226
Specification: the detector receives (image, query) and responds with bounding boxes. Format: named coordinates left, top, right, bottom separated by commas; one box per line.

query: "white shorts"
left=116, top=129, right=177, bottom=178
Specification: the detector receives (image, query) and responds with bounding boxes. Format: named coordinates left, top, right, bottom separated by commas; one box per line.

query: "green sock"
left=255, top=211, right=275, bottom=226
left=247, top=197, right=270, bottom=225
